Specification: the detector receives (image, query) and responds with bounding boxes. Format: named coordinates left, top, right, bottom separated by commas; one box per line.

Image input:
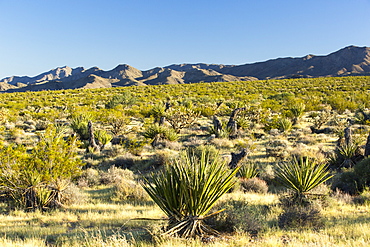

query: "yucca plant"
left=70, top=113, right=93, bottom=140
left=289, top=103, right=306, bottom=125
left=94, top=129, right=113, bottom=149
left=238, top=162, right=259, bottom=179
left=143, top=124, right=178, bottom=147
left=275, top=157, right=333, bottom=201
left=142, top=150, right=240, bottom=238
left=207, top=125, right=231, bottom=139
left=277, top=118, right=292, bottom=132
left=337, top=143, right=359, bottom=168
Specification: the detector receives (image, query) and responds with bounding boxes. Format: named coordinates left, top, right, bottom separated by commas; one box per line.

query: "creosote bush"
left=239, top=177, right=269, bottom=194
left=205, top=199, right=263, bottom=235
left=0, top=126, right=83, bottom=210
left=112, top=178, right=148, bottom=201
left=278, top=206, right=323, bottom=229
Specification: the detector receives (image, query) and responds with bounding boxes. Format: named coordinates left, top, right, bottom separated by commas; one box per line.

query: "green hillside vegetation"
left=0, top=76, right=370, bottom=246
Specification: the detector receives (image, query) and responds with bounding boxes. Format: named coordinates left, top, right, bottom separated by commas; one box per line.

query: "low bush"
left=143, top=124, right=179, bottom=147
left=0, top=126, right=83, bottom=210
left=77, top=168, right=101, bottom=187
left=112, top=178, right=148, bottom=202
left=266, top=139, right=290, bottom=160
left=121, top=137, right=147, bottom=156
left=354, top=157, right=370, bottom=186
left=331, top=170, right=363, bottom=195
left=239, top=177, right=269, bottom=194
left=205, top=199, right=264, bottom=235
left=278, top=206, right=323, bottom=229
left=100, top=166, right=135, bottom=185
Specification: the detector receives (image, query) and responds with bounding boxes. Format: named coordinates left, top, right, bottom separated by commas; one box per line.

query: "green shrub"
left=278, top=206, right=323, bottom=229
left=106, top=113, right=130, bottom=136
left=205, top=199, right=263, bottom=234
left=0, top=126, right=83, bottom=210
left=354, top=157, right=370, bottom=186
left=331, top=170, right=363, bottom=195
left=165, top=106, right=200, bottom=133
left=94, top=129, right=113, bottom=148
left=121, top=137, right=147, bottom=156
left=105, top=92, right=137, bottom=109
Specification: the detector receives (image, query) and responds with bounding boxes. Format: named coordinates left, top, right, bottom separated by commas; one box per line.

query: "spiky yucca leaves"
left=275, top=157, right=333, bottom=199
left=337, top=143, right=360, bottom=168
left=143, top=124, right=178, bottom=147
left=142, top=151, right=240, bottom=238
left=238, top=163, right=259, bottom=179
left=289, top=103, right=306, bottom=125
left=277, top=118, right=293, bottom=132
left=70, top=113, right=93, bottom=140
left=94, top=129, right=113, bottom=149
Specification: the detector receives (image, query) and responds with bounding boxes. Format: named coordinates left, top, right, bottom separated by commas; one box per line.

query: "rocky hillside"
left=1, top=45, right=369, bottom=92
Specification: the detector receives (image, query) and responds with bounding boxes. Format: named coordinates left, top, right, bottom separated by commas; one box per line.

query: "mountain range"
left=1, top=45, right=369, bottom=92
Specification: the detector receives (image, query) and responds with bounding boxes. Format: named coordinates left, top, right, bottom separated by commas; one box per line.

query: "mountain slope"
left=220, top=45, right=370, bottom=79
left=1, top=45, right=369, bottom=92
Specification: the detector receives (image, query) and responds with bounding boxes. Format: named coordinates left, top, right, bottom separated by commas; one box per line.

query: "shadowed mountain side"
left=219, top=46, right=370, bottom=79
left=141, top=68, right=185, bottom=85
left=165, top=63, right=234, bottom=72
left=182, top=68, right=255, bottom=83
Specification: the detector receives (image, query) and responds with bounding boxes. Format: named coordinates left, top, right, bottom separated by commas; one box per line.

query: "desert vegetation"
left=0, top=76, right=370, bottom=246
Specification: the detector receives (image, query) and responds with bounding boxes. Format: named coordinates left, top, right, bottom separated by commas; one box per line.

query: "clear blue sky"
left=1, top=0, right=370, bottom=79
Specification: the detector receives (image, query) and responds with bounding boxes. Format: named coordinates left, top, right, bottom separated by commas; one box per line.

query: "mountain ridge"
left=1, top=45, right=369, bottom=92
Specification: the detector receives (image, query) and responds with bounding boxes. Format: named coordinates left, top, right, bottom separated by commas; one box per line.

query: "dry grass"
left=1, top=188, right=369, bottom=246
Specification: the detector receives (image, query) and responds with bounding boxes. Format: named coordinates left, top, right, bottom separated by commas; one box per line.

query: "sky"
left=1, top=0, right=370, bottom=79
